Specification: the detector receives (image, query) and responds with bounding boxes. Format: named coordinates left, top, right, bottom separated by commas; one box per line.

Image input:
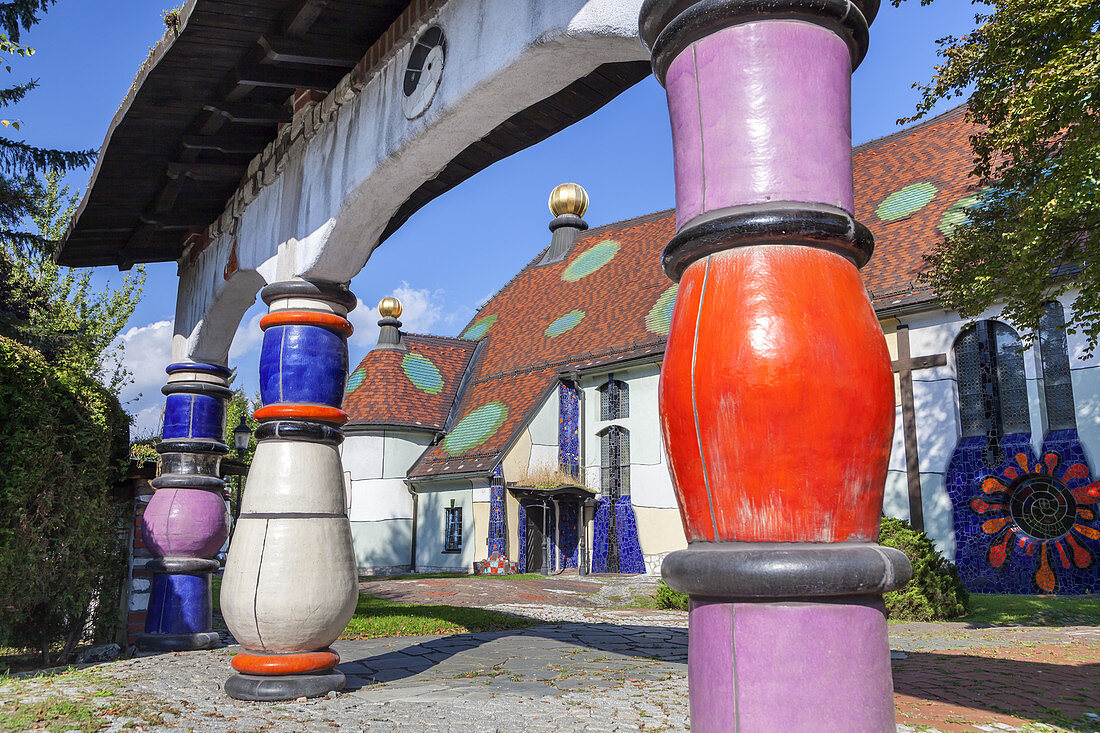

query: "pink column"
left=640, top=1, right=911, bottom=730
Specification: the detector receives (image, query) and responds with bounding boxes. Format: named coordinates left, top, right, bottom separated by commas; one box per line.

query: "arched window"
left=599, top=425, right=630, bottom=499
left=1038, top=301, right=1076, bottom=431
left=599, top=375, right=629, bottom=420
left=955, top=320, right=1030, bottom=467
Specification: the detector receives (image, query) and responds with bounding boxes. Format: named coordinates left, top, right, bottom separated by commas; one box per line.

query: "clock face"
left=402, top=25, right=446, bottom=120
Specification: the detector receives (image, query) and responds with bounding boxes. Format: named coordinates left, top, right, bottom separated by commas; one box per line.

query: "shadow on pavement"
left=333, top=621, right=687, bottom=692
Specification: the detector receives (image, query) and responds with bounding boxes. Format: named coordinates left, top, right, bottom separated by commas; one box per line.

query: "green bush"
left=879, top=516, right=969, bottom=621
left=0, top=336, right=130, bottom=664
left=655, top=579, right=689, bottom=611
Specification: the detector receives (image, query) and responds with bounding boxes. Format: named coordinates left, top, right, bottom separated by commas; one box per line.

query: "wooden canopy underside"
left=58, top=0, right=649, bottom=269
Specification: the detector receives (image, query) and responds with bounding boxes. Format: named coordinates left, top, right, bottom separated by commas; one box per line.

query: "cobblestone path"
left=1, top=575, right=1097, bottom=732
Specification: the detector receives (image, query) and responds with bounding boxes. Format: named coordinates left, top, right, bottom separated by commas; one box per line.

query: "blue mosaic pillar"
left=139, top=362, right=232, bottom=651
left=559, top=381, right=581, bottom=477
left=488, top=465, right=507, bottom=557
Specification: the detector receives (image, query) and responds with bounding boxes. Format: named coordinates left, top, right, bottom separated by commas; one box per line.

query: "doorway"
left=525, top=504, right=546, bottom=573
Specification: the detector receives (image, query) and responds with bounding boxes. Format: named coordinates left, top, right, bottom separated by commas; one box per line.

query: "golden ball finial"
left=378, top=296, right=403, bottom=319
left=548, top=182, right=589, bottom=218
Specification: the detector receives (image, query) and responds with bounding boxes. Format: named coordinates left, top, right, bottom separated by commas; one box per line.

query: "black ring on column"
left=146, top=557, right=221, bottom=574
left=260, top=279, right=357, bottom=312
left=662, top=203, right=874, bottom=280
left=640, top=0, right=877, bottom=84
left=254, top=420, right=345, bottom=446
left=151, top=474, right=226, bottom=491
left=157, top=439, right=231, bottom=455
left=661, top=541, right=912, bottom=599
left=161, top=381, right=233, bottom=398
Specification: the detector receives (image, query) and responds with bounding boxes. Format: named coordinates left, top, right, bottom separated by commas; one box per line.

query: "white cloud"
left=228, top=311, right=265, bottom=360
left=108, top=319, right=174, bottom=439
left=348, top=281, right=456, bottom=348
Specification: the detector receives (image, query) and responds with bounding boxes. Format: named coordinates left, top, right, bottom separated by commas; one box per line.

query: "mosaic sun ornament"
left=401, top=353, right=443, bottom=395
left=562, top=240, right=620, bottom=282
left=875, top=182, right=938, bottom=222
left=645, top=285, right=678, bottom=335
left=345, top=365, right=367, bottom=394
left=443, top=401, right=508, bottom=455
left=545, top=309, right=585, bottom=338
left=970, top=452, right=1100, bottom=592
left=462, top=314, right=497, bottom=339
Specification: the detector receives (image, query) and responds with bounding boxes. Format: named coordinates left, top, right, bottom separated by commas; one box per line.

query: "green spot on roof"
left=645, top=285, right=679, bottom=336
left=875, top=182, right=938, bottom=222
left=402, top=353, right=443, bottom=395
left=545, top=309, right=585, bottom=338
left=562, top=240, right=620, bottom=282
left=443, top=401, right=509, bottom=456
left=462, top=314, right=497, bottom=340
left=939, top=193, right=983, bottom=237
left=345, top=366, right=366, bottom=394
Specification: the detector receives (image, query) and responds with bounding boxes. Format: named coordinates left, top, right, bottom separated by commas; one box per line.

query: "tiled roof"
left=344, top=334, right=479, bottom=432
left=357, top=105, right=978, bottom=478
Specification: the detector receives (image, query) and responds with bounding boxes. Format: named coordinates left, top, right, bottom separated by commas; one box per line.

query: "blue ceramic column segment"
left=139, top=362, right=232, bottom=651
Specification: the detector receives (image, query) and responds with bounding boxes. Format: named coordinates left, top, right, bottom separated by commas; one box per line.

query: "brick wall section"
left=125, top=463, right=156, bottom=648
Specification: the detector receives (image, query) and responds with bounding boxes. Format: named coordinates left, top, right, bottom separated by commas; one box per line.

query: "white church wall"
left=342, top=429, right=433, bottom=575
left=414, top=479, right=478, bottom=573
left=502, top=428, right=533, bottom=481
left=582, top=361, right=683, bottom=573
left=1066, top=297, right=1100, bottom=468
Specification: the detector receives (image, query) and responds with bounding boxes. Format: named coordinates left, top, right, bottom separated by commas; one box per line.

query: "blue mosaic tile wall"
left=591, top=497, right=644, bottom=574
left=947, top=430, right=1100, bottom=595
left=488, top=465, right=506, bottom=557
left=559, top=382, right=581, bottom=477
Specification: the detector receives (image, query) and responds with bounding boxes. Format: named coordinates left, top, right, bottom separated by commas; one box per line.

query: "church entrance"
left=525, top=504, right=547, bottom=573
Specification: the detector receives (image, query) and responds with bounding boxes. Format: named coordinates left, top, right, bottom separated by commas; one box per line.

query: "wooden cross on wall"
left=891, top=324, right=947, bottom=532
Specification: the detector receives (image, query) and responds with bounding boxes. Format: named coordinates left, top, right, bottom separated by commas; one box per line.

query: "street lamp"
left=233, top=416, right=251, bottom=453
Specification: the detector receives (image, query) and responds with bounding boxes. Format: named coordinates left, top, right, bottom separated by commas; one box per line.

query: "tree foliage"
left=0, top=171, right=144, bottom=391
left=895, top=0, right=1100, bottom=351
left=0, top=336, right=130, bottom=664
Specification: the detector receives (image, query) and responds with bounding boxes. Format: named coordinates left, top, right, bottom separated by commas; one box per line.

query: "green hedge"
left=0, top=336, right=130, bottom=664
left=879, top=516, right=969, bottom=621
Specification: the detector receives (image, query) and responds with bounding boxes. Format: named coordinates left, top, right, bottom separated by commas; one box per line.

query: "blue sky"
left=13, top=1, right=980, bottom=436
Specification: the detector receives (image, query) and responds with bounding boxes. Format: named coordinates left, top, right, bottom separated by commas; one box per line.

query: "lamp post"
left=231, top=416, right=251, bottom=531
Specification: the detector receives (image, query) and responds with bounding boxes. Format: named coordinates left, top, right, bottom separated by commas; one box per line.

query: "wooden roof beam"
left=181, top=134, right=271, bottom=155
left=233, top=64, right=343, bottom=91
left=201, top=102, right=290, bottom=126
left=166, top=162, right=247, bottom=181
left=258, top=35, right=363, bottom=68
left=282, top=0, right=329, bottom=38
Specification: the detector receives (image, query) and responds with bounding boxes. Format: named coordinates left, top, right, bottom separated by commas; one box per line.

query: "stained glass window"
left=599, top=375, right=629, bottom=420
left=955, top=320, right=1030, bottom=467
left=600, top=425, right=630, bottom=499
left=1039, top=301, right=1076, bottom=431
left=444, top=507, right=462, bottom=552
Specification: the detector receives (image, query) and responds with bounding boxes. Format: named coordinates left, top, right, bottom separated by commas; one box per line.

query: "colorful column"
left=139, top=362, right=232, bottom=651
left=221, top=279, right=359, bottom=701
left=641, top=1, right=911, bottom=731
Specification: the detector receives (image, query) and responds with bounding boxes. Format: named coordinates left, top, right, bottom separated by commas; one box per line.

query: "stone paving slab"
left=4, top=620, right=1097, bottom=732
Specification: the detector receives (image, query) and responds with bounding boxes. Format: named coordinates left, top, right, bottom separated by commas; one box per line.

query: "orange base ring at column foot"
left=231, top=650, right=340, bottom=675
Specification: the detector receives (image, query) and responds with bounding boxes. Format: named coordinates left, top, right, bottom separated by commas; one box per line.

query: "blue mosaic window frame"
left=1039, top=301, right=1076, bottom=431
left=599, top=375, right=629, bottom=420
left=558, top=382, right=581, bottom=478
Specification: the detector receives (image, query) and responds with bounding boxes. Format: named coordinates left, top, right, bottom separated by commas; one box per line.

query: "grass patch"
left=341, top=594, right=535, bottom=639
left=965, top=594, right=1100, bottom=626
left=0, top=669, right=168, bottom=732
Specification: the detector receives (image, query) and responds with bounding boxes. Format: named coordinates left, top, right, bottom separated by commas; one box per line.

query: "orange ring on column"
left=259, top=310, right=354, bottom=337
left=254, top=404, right=349, bottom=425
left=231, top=650, right=340, bottom=675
